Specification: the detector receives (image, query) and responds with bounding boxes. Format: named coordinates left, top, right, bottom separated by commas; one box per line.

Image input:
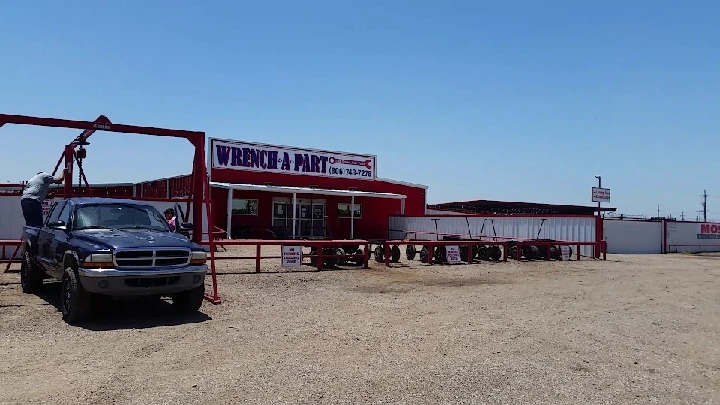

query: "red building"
left=137, top=138, right=428, bottom=240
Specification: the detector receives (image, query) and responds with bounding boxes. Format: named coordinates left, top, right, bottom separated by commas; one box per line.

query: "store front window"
left=338, top=203, right=362, bottom=219
left=232, top=198, right=259, bottom=215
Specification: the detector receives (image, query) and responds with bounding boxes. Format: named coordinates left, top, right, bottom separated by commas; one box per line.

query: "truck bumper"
left=77, top=265, right=207, bottom=296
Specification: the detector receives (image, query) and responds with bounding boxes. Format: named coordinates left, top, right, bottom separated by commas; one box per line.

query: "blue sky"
left=1, top=1, right=718, bottom=219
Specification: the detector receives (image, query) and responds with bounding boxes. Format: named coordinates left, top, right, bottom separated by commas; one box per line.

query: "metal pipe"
left=292, top=193, right=297, bottom=239
left=226, top=187, right=233, bottom=240
left=350, top=195, right=355, bottom=239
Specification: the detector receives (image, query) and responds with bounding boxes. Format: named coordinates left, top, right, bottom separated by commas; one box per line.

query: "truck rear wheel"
left=172, top=284, right=205, bottom=313
left=20, top=250, right=44, bottom=294
left=61, top=267, right=92, bottom=324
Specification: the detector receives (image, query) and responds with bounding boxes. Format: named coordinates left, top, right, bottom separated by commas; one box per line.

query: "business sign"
left=211, top=138, right=377, bottom=181
left=281, top=245, right=303, bottom=267
left=445, top=245, right=461, bottom=264
left=697, top=223, right=720, bottom=239
left=592, top=187, right=611, bottom=203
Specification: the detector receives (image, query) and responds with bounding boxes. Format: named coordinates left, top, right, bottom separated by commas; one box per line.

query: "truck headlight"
left=83, top=253, right=114, bottom=268
left=190, top=251, right=207, bottom=265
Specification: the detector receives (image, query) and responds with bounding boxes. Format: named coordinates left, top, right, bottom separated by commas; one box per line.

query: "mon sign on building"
left=698, top=223, right=720, bottom=239
left=210, top=138, right=377, bottom=181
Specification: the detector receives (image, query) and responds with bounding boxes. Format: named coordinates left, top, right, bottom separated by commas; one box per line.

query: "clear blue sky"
left=1, top=1, right=718, bottom=219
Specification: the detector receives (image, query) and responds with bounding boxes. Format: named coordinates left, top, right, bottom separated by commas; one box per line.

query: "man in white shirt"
left=21, top=168, right=68, bottom=227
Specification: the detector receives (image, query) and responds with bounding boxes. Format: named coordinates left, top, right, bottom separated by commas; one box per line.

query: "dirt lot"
left=1, top=248, right=719, bottom=405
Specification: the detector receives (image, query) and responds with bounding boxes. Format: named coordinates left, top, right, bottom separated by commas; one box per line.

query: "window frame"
left=231, top=198, right=259, bottom=216
left=45, top=201, right=65, bottom=226
left=337, top=202, right=362, bottom=219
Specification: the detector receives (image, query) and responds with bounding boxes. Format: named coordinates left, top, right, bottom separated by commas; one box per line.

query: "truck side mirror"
left=48, top=220, right=67, bottom=230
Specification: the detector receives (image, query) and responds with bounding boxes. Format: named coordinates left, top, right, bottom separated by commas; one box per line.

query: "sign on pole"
left=281, top=245, right=302, bottom=267
left=591, top=187, right=611, bottom=203
left=445, top=245, right=461, bottom=264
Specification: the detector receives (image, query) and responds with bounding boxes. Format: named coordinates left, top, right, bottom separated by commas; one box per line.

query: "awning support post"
left=292, top=193, right=297, bottom=239
left=226, top=187, right=233, bottom=240
left=350, top=195, right=355, bottom=239
left=401, top=197, right=406, bottom=215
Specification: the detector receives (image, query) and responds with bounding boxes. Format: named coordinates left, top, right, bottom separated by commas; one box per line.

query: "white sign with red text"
left=445, top=245, right=461, bottom=264
left=211, top=138, right=377, bottom=181
left=697, top=223, right=720, bottom=240
left=281, top=245, right=303, bottom=267
left=560, top=245, right=571, bottom=261
left=592, top=187, right=611, bottom=203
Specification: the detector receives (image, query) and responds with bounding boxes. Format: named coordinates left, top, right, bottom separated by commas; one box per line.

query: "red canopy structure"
left=0, top=113, right=220, bottom=303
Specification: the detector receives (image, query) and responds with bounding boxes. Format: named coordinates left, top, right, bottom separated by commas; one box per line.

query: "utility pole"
left=594, top=175, right=602, bottom=218
left=702, top=189, right=708, bottom=222
left=657, top=205, right=660, bottom=217
left=681, top=212, right=685, bottom=220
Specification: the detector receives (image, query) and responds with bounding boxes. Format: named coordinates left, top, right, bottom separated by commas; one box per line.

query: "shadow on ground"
left=35, top=281, right=212, bottom=331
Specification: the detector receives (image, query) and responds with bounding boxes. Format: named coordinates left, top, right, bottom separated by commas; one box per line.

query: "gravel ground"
left=1, top=248, right=719, bottom=405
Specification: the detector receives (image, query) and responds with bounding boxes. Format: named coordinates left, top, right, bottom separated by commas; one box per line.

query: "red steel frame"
left=206, top=239, right=371, bottom=272
left=0, top=113, right=221, bottom=304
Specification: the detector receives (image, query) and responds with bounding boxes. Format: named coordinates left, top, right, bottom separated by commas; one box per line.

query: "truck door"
left=37, top=201, right=65, bottom=274
left=49, top=202, right=74, bottom=278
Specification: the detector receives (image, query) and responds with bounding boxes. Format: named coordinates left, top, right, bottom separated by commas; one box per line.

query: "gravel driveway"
left=1, top=249, right=719, bottom=404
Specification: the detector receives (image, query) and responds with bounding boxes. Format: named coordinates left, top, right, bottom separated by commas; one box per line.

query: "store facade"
left=207, top=138, right=428, bottom=240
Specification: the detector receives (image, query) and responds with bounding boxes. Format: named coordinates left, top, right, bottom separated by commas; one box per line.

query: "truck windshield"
left=74, top=204, right=170, bottom=232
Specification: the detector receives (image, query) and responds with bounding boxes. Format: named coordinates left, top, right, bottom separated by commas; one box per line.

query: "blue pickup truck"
left=20, top=197, right=209, bottom=323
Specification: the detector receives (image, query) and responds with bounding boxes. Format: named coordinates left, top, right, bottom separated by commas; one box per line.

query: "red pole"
left=255, top=244, right=261, bottom=273
left=191, top=138, right=205, bottom=245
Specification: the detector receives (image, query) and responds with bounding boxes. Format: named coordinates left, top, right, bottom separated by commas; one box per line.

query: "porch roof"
left=210, top=182, right=406, bottom=200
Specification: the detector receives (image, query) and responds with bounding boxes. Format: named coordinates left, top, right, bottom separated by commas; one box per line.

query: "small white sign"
left=282, top=245, right=302, bottom=267
left=560, top=246, right=571, bottom=261
left=592, top=187, right=611, bottom=203
left=445, top=245, right=461, bottom=264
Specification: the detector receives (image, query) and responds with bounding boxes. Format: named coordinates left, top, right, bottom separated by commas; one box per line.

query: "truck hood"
left=73, top=229, right=196, bottom=250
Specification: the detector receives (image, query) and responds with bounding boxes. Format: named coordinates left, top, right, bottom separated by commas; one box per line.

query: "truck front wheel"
left=172, top=284, right=205, bottom=313
left=61, top=267, right=92, bottom=324
left=20, top=250, right=44, bottom=294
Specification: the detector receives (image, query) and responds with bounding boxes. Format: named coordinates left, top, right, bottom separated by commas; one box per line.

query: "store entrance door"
left=295, top=203, right=326, bottom=238
left=272, top=198, right=326, bottom=239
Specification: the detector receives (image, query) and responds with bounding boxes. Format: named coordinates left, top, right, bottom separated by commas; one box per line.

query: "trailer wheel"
left=309, top=246, right=318, bottom=266
left=488, top=245, right=502, bottom=261
left=406, top=245, right=417, bottom=260
left=374, top=246, right=384, bottom=263
left=509, top=246, right=518, bottom=260
left=335, top=248, right=346, bottom=266
left=434, top=246, right=447, bottom=264
left=459, top=245, right=469, bottom=263
left=550, top=245, right=560, bottom=260
left=354, top=249, right=365, bottom=266
left=471, top=245, right=479, bottom=261
left=419, top=247, right=429, bottom=263
left=476, top=245, right=488, bottom=261
left=323, top=247, right=338, bottom=268
left=526, top=245, right=540, bottom=260
left=390, top=245, right=401, bottom=263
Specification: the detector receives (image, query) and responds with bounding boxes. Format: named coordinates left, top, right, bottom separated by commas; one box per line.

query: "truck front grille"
left=114, top=249, right=191, bottom=268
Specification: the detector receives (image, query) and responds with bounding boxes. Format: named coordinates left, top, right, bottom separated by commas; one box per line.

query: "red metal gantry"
left=0, top=113, right=221, bottom=304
